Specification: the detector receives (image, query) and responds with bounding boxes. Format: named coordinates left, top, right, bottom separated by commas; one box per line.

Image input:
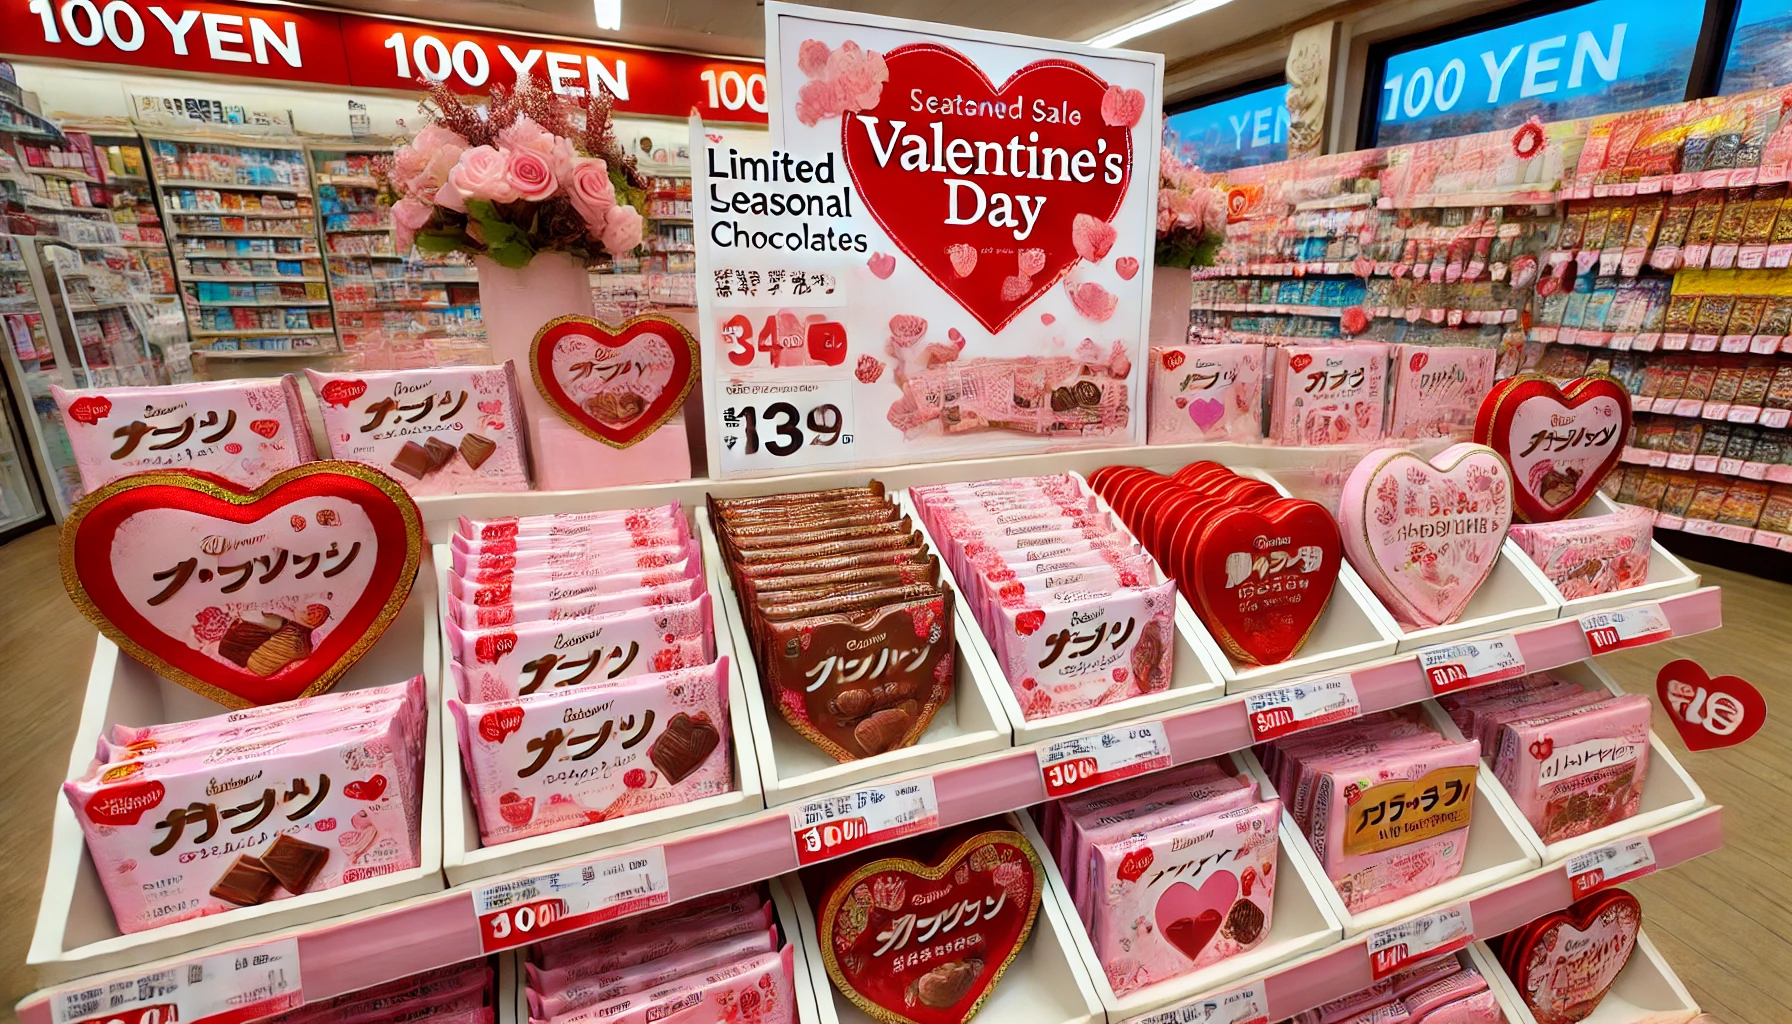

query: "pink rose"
left=447, top=146, right=518, bottom=205
left=395, top=124, right=466, bottom=200
left=601, top=204, right=643, bottom=257
left=505, top=147, right=557, bottom=203
left=390, top=196, right=432, bottom=255
left=496, top=116, right=555, bottom=159
left=435, top=177, right=466, bottom=213
left=565, top=157, right=617, bottom=234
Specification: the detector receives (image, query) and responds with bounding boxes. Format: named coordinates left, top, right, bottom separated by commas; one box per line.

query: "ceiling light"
left=593, top=0, right=621, bottom=31
left=1087, top=0, right=1237, bottom=47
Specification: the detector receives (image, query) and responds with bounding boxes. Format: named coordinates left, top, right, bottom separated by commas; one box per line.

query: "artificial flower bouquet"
left=1156, top=131, right=1228, bottom=269
left=381, top=82, right=648, bottom=269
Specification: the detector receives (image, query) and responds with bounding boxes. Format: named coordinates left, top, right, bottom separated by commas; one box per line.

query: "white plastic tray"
left=1359, top=539, right=1565, bottom=654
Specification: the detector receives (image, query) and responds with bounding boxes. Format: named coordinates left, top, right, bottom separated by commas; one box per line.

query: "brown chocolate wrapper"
left=720, top=504, right=901, bottom=540
left=724, top=517, right=912, bottom=553
left=741, top=556, right=941, bottom=603
left=710, top=482, right=884, bottom=513
left=760, top=591, right=955, bottom=762
left=716, top=496, right=896, bottom=528
left=750, top=583, right=946, bottom=665
left=730, top=530, right=922, bottom=566
left=733, top=546, right=929, bottom=581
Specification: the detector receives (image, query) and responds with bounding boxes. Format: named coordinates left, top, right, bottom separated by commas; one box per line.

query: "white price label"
left=1367, top=904, right=1475, bottom=979
left=474, top=846, right=670, bottom=952
left=1037, top=721, right=1171, bottom=798
left=792, top=776, right=938, bottom=866
left=1121, top=980, right=1269, bottom=1024
left=51, top=938, right=301, bottom=1024
left=1418, top=634, right=1526, bottom=694
left=1567, top=836, right=1657, bottom=898
left=1244, top=674, right=1361, bottom=742
left=1579, top=603, right=1672, bottom=656
left=718, top=378, right=857, bottom=474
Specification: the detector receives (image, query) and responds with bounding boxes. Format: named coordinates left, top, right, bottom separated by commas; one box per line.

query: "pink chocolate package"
left=65, top=687, right=425, bottom=932
left=1387, top=345, right=1497, bottom=440
left=449, top=659, right=733, bottom=845
left=447, top=559, right=703, bottom=608
left=446, top=576, right=707, bottom=630
left=444, top=595, right=713, bottom=703
left=105, top=677, right=422, bottom=757
left=526, top=926, right=779, bottom=1019
left=459, top=504, right=684, bottom=542
left=1147, top=343, right=1266, bottom=444
left=1303, top=733, right=1480, bottom=913
left=1509, top=504, right=1654, bottom=599
left=1271, top=344, right=1389, bottom=446
left=1045, top=759, right=1237, bottom=869
left=1087, top=799, right=1282, bottom=995
left=1070, top=775, right=1259, bottom=922
left=1492, top=693, right=1651, bottom=843
left=53, top=377, right=316, bottom=493
left=450, top=532, right=692, bottom=578
left=306, top=365, right=530, bottom=495
left=531, top=889, right=767, bottom=972
left=532, top=946, right=796, bottom=1024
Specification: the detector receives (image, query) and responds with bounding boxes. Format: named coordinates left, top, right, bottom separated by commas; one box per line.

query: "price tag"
left=1244, top=674, right=1361, bottom=742
left=51, top=938, right=301, bottom=1024
left=1579, top=603, right=1672, bottom=656
left=1566, top=836, right=1657, bottom=898
left=1418, top=634, right=1526, bottom=695
left=474, top=846, right=670, bottom=953
left=791, top=776, right=938, bottom=866
left=718, top=378, right=857, bottom=474
left=1121, top=979, right=1268, bottom=1024
left=1037, top=721, right=1171, bottom=799
left=1366, top=904, right=1475, bottom=980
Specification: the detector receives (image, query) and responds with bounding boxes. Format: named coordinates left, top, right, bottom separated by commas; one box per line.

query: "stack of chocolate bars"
left=64, top=677, right=428, bottom=933
left=442, top=505, right=733, bottom=845
left=261, top=958, right=499, bottom=1024
left=708, top=483, right=954, bottom=762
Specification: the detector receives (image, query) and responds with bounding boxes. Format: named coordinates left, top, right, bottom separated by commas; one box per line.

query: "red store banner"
left=2, top=0, right=768, bottom=122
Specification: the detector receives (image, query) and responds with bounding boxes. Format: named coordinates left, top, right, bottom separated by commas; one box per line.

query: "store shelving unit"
left=145, top=131, right=339, bottom=370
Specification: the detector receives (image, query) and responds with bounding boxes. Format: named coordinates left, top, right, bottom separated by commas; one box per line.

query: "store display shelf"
left=1622, top=444, right=1792, bottom=480
left=191, top=327, right=335, bottom=337
left=181, top=274, right=327, bottom=284
left=28, top=166, right=98, bottom=182
left=168, top=209, right=314, bottom=220
left=191, top=347, right=336, bottom=359
left=1293, top=191, right=1378, bottom=211
left=326, top=227, right=392, bottom=235
left=158, top=179, right=308, bottom=194
left=175, top=231, right=315, bottom=240
left=190, top=299, right=331, bottom=308
left=184, top=252, right=323, bottom=261
left=1376, top=188, right=1559, bottom=209
left=320, top=175, right=382, bottom=187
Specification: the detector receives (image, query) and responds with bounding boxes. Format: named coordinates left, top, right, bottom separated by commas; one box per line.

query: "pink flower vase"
left=1151, top=264, right=1194, bottom=345
left=476, top=251, right=690, bottom=491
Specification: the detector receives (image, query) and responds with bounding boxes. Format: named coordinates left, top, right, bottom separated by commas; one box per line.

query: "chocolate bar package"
left=1493, top=693, right=1651, bottom=843
left=54, top=376, right=316, bottom=493
left=306, top=365, right=530, bottom=495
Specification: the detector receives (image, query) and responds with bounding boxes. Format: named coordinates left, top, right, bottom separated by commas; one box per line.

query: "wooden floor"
left=1, top=524, right=1788, bottom=1020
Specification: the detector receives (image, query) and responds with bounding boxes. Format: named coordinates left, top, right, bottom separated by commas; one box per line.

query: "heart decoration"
left=1475, top=374, right=1630, bottom=522
left=1189, top=500, right=1341, bottom=665
left=842, top=43, right=1132, bottom=334
left=1501, top=888, right=1640, bottom=1024
left=819, top=827, right=1042, bottom=1024
left=1656, top=659, right=1766, bottom=751
left=530, top=314, right=700, bottom=449
left=1338, top=443, right=1513, bottom=629
left=60, top=462, right=422, bottom=708
left=1187, top=398, right=1226, bottom=431
left=1154, top=872, right=1238, bottom=961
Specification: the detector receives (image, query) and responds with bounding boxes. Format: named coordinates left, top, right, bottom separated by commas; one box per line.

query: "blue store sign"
left=1165, top=83, right=1291, bottom=172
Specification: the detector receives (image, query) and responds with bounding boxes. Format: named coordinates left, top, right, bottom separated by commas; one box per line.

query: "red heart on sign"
left=842, top=43, right=1132, bottom=334
left=59, top=462, right=421, bottom=708
left=531, top=314, right=699, bottom=449
left=1475, top=374, right=1630, bottom=522
left=1656, top=659, right=1766, bottom=751
left=342, top=774, right=387, bottom=801
left=1186, top=499, right=1340, bottom=666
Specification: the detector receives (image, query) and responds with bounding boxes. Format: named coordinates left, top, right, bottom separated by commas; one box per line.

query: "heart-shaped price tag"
left=59, top=462, right=423, bottom=708
left=1656, top=658, right=1766, bottom=750
left=530, top=314, right=699, bottom=449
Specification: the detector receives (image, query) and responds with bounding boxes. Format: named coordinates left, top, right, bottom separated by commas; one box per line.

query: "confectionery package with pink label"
left=1475, top=688, right=1652, bottom=843
left=1509, top=504, right=1655, bottom=599
left=1271, top=343, right=1389, bottom=446
left=1147, top=344, right=1266, bottom=443
left=53, top=377, right=317, bottom=493
left=305, top=365, right=531, bottom=495
left=259, top=960, right=496, bottom=1024
left=1032, top=757, right=1282, bottom=996
left=1263, top=712, right=1479, bottom=913
left=1386, top=344, right=1497, bottom=440
left=448, top=659, right=733, bottom=845
left=64, top=677, right=427, bottom=933
left=444, top=595, right=714, bottom=703
left=1284, top=955, right=1500, bottom=1024
left=910, top=474, right=1177, bottom=721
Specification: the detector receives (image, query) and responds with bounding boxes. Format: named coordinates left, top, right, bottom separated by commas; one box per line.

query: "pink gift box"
left=1509, top=504, right=1654, bottom=599
left=444, top=594, right=713, bottom=703
left=1492, top=693, right=1651, bottom=843
left=526, top=926, right=779, bottom=1019
left=1147, top=344, right=1265, bottom=443
left=306, top=365, right=530, bottom=496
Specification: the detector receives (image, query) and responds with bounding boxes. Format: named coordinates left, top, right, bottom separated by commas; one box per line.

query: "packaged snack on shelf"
left=1509, top=504, right=1655, bottom=599
left=1146, top=343, right=1265, bottom=443
left=1270, top=343, right=1389, bottom=446
left=305, top=364, right=530, bottom=495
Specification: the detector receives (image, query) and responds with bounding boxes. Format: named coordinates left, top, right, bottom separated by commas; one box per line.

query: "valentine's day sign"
left=50, top=938, right=301, bottom=1024
left=696, top=3, right=1159, bottom=480
left=59, top=462, right=422, bottom=708
left=1656, top=659, right=1766, bottom=751
left=473, top=845, right=670, bottom=953
left=531, top=314, right=699, bottom=449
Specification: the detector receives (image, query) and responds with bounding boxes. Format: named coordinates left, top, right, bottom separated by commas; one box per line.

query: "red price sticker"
left=1121, top=979, right=1268, bottom=1024
left=474, top=846, right=670, bottom=953
left=1566, top=836, right=1657, bottom=899
left=1037, top=721, right=1170, bottom=799
left=1244, top=674, right=1361, bottom=742
left=792, top=776, right=938, bottom=866
left=1366, top=904, right=1474, bottom=980
left=1417, top=634, right=1526, bottom=695
left=1579, top=603, right=1671, bottom=656
left=52, top=939, right=302, bottom=1024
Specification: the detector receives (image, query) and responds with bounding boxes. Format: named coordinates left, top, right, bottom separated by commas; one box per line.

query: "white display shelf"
left=787, top=817, right=1107, bottom=1024
left=1236, top=748, right=1540, bottom=939
left=696, top=503, right=1014, bottom=808
left=1422, top=659, right=1708, bottom=867
left=434, top=521, right=770, bottom=886
left=1532, top=492, right=1703, bottom=618
left=1484, top=930, right=1700, bottom=1024
left=25, top=557, right=446, bottom=985
left=896, top=484, right=1227, bottom=747
left=1359, top=540, right=1564, bottom=654
left=1015, top=777, right=1344, bottom=1022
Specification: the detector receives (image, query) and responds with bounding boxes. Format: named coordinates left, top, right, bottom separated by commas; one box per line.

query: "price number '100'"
left=726, top=402, right=849, bottom=457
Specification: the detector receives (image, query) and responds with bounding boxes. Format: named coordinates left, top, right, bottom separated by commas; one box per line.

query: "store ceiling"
left=308, top=0, right=1344, bottom=68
